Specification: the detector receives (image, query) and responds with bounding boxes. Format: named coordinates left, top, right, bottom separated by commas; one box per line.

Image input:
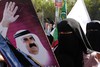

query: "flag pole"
left=51, top=0, right=62, bottom=48
left=55, top=6, right=60, bottom=26
left=55, top=0, right=62, bottom=25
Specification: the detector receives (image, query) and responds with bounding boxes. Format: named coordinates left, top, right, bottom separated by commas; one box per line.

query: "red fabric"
left=52, top=40, right=58, bottom=48
left=55, top=2, right=62, bottom=7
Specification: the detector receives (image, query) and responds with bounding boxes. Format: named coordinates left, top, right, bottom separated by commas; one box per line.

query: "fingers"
left=3, top=1, right=19, bottom=23
left=6, top=2, right=17, bottom=12
left=6, top=1, right=19, bottom=17
left=12, top=6, right=18, bottom=16
left=14, top=15, right=19, bottom=21
left=8, top=2, right=13, bottom=10
left=4, top=2, right=8, bottom=11
left=10, top=2, right=15, bottom=11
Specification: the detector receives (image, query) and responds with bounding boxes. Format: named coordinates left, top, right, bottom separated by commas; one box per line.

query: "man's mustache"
left=29, top=43, right=37, bottom=48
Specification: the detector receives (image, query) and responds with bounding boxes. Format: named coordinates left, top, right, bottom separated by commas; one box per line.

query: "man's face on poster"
left=22, top=35, right=39, bottom=55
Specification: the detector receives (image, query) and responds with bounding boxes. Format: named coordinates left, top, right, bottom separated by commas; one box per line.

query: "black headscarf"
left=86, top=20, right=100, bottom=52
left=55, top=18, right=91, bottom=67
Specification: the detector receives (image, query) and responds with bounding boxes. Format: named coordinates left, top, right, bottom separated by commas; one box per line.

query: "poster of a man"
left=0, top=0, right=59, bottom=67
left=14, top=30, right=50, bottom=66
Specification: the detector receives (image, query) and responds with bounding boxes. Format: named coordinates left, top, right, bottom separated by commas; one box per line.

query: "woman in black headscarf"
left=86, top=20, right=100, bottom=52
left=55, top=18, right=92, bottom=67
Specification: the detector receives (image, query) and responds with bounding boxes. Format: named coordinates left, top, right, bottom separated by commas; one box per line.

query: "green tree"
left=85, top=0, right=100, bottom=20
left=43, top=0, right=55, bottom=20
left=67, top=0, right=76, bottom=14
left=32, top=0, right=55, bottom=22
left=32, top=0, right=76, bottom=22
left=67, top=0, right=100, bottom=20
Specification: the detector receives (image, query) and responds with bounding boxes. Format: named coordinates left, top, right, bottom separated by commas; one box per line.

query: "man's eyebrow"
left=30, top=36, right=35, bottom=40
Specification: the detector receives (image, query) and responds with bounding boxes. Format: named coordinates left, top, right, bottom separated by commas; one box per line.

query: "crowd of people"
left=43, top=16, right=100, bottom=67
left=0, top=1, right=100, bottom=67
left=44, top=18, right=100, bottom=67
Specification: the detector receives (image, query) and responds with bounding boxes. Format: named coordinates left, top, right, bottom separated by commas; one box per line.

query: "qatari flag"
left=0, top=0, right=59, bottom=67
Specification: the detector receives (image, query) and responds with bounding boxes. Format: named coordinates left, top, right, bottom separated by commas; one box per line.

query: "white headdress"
left=14, top=30, right=50, bottom=66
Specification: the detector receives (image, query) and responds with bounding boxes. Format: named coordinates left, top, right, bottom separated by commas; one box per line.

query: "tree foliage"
left=85, top=0, right=100, bottom=20
left=67, top=0, right=76, bottom=14
left=32, top=0, right=55, bottom=21
left=32, top=0, right=100, bottom=22
left=67, top=0, right=100, bottom=20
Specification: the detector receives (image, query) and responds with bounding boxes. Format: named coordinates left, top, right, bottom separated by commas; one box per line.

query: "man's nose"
left=28, top=39, right=34, bottom=43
